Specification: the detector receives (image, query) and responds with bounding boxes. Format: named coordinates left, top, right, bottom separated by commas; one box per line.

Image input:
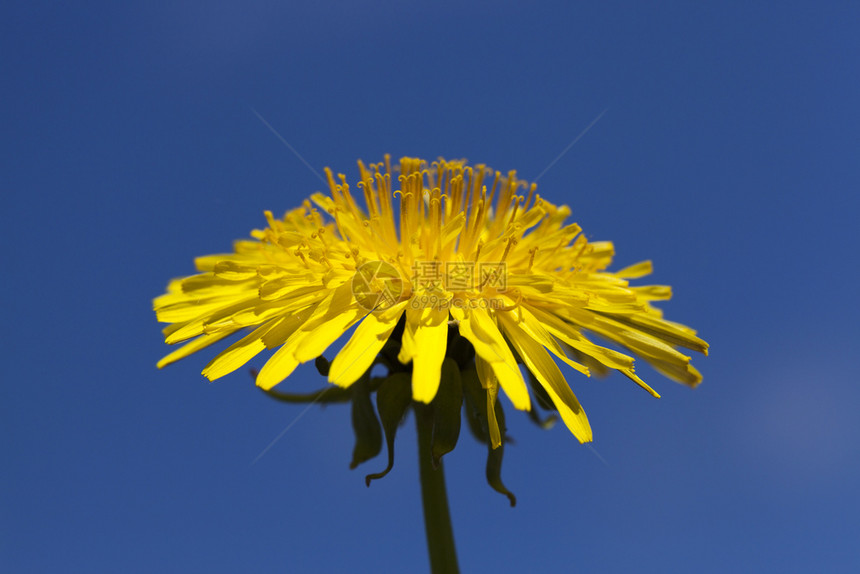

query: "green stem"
left=415, top=405, right=460, bottom=574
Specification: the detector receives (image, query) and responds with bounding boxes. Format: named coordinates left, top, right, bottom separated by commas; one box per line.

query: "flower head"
left=155, top=156, right=708, bottom=444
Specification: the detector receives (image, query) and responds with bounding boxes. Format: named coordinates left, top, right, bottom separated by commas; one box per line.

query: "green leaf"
left=461, top=368, right=517, bottom=505
left=431, top=359, right=464, bottom=468
left=486, top=440, right=516, bottom=507
left=485, top=393, right=516, bottom=507
left=365, top=373, right=413, bottom=486
left=349, top=375, right=382, bottom=469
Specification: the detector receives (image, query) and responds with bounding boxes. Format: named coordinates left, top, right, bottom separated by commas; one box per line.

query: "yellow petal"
left=651, top=360, right=703, bottom=387
left=180, top=274, right=255, bottom=294
left=157, top=330, right=233, bottom=369
left=201, top=319, right=279, bottom=381
left=329, top=302, right=408, bottom=387
left=194, top=252, right=259, bottom=271
left=232, top=290, right=328, bottom=327
left=601, top=311, right=709, bottom=355
left=410, top=305, right=449, bottom=403
left=508, top=305, right=590, bottom=376
left=260, top=278, right=320, bottom=301
left=454, top=306, right=530, bottom=411
left=292, top=282, right=365, bottom=363
left=293, top=307, right=366, bottom=363
left=255, top=343, right=300, bottom=390
left=631, top=285, right=672, bottom=301
left=397, top=307, right=417, bottom=364
left=213, top=260, right=259, bottom=280
left=154, top=292, right=249, bottom=324
left=486, top=380, right=502, bottom=449
left=498, top=313, right=592, bottom=443
left=613, top=260, right=653, bottom=279
left=256, top=282, right=365, bottom=390
left=261, top=310, right=316, bottom=349
left=615, top=327, right=692, bottom=365
left=164, top=296, right=258, bottom=344
left=529, top=305, right=635, bottom=370
left=620, top=368, right=661, bottom=398
left=475, top=354, right=494, bottom=390
left=476, top=356, right=502, bottom=449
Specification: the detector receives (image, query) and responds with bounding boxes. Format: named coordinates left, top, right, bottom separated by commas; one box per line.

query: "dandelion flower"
left=154, top=156, right=708, bottom=444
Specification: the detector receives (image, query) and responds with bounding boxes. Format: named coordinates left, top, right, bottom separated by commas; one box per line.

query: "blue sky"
left=3, top=1, right=859, bottom=572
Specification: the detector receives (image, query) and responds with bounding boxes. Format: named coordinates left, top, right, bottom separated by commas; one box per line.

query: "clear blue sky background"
left=3, top=2, right=858, bottom=572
